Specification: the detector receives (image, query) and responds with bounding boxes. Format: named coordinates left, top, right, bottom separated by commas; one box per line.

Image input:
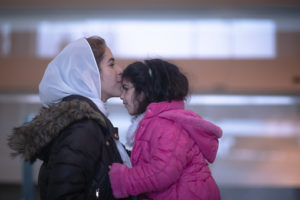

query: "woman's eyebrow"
left=108, top=58, right=115, bottom=63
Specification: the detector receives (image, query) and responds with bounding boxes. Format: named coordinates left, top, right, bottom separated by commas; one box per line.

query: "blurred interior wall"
left=0, top=1, right=300, bottom=199
left=0, top=25, right=300, bottom=94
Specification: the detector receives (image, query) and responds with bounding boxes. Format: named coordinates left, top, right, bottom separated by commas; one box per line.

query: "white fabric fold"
left=124, top=113, right=145, bottom=151
left=114, top=139, right=132, bottom=168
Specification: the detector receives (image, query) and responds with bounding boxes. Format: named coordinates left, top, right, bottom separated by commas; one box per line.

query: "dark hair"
left=122, top=59, right=189, bottom=114
left=86, top=36, right=106, bottom=69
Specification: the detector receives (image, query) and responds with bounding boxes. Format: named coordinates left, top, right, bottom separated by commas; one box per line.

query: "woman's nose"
left=116, top=64, right=123, bottom=75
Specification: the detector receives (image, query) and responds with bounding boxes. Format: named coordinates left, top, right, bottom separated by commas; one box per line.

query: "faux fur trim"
left=7, top=99, right=106, bottom=162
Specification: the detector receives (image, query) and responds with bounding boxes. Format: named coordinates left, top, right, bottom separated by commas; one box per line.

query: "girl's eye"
left=109, top=62, right=115, bottom=67
left=122, top=86, right=128, bottom=91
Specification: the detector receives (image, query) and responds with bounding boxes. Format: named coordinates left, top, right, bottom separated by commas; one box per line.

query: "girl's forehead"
left=121, top=79, right=132, bottom=85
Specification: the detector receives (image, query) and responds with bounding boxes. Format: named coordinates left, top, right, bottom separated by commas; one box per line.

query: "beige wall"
left=0, top=0, right=299, bottom=95
left=1, top=31, right=300, bottom=94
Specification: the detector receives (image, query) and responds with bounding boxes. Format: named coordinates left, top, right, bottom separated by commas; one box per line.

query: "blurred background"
left=1, top=0, right=300, bottom=199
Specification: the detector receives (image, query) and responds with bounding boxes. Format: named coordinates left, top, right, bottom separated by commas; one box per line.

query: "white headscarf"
left=39, top=37, right=107, bottom=115
left=39, top=37, right=132, bottom=168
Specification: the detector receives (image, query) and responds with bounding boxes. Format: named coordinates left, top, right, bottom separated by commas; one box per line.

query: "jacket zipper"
left=96, top=188, right=99, bottom=200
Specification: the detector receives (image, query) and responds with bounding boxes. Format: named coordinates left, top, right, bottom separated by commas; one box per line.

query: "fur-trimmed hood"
left=8, top=98, right=107, bottom=162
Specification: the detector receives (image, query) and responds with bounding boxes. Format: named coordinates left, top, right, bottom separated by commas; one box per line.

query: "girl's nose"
left=120, top=91, right=124, bottom=100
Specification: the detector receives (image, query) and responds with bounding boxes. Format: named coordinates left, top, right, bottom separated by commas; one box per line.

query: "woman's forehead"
left=104, top=47, right=112, bottom=58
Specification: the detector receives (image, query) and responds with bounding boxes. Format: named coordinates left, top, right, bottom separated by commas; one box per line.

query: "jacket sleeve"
left=44, top=119, right=103, bottom=200
left=109, top=118, right=191, bottom=198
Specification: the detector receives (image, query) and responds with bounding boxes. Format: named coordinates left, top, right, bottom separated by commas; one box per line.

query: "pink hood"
left=158, top=101, right=222, bottom=163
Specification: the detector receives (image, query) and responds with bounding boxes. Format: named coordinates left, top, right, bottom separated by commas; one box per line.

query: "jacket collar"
left=8, top=95, right=107, bottom=163
left=143, top=100, right=184, bottom=119
left=63, top=95, right=101, bottom=113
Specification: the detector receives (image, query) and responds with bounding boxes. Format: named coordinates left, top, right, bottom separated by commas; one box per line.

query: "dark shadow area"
left=0, top=183, right=40, bottom=200
left=220, top=185, right=300, bottom=200
left=1, top=184, right=300, bottom=200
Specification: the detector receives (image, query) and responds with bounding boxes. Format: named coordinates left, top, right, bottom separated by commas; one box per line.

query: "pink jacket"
left=109, top=100, right=222, bottom=200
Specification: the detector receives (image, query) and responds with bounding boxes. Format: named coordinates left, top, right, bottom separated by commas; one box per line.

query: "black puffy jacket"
left=8, top=95, right=131, bottom=200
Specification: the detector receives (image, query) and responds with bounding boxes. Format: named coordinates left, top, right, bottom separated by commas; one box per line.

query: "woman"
left=109, top=59, right=222, bottom=200
left=8, top=36, right=131, bottom=200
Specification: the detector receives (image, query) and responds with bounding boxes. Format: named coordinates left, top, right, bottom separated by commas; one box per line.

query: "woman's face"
left=100, top=46, right=123, bottom=102
left=120, top=79, right=141, bottom=115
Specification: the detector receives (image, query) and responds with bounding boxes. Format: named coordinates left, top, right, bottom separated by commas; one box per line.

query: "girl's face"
left=100, top=46, right=123, bottom=102
left=120, top=79, right=142, bottom=115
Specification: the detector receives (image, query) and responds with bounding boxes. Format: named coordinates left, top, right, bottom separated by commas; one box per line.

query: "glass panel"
left=33, top=19, right=276, bottom=59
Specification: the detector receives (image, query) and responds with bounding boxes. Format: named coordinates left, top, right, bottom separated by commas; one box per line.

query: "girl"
left=109, top=59, right=222, bottom=200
